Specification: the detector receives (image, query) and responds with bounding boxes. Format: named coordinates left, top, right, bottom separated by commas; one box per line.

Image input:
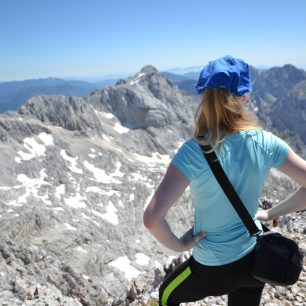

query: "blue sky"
left=1, top=0, right=306, bottom=81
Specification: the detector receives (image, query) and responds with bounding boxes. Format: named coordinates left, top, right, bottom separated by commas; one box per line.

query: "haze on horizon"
left=1, top=0, right=306, bottom=82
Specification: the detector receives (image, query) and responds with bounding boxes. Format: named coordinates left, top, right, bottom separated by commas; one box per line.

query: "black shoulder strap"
left=199, top=143, right=262, bottom=237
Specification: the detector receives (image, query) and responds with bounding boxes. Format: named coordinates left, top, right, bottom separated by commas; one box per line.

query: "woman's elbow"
left=143, top=202, right=163, bottom=229
left=143, top=208, right=155, bottom=229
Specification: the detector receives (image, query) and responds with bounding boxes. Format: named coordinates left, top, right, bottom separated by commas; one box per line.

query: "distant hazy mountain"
left=161, top=71, right=191, bottom=83
left=0, top=64, right=275, bottom=113
left=0, top=77, right=118, bottom=113
left=161, top=71, right=200, bottom=96
left=163, top=65, right=202, bottom=75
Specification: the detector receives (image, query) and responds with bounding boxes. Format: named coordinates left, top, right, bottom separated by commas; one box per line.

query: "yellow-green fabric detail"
left=161, top=266, right=192, bottom=305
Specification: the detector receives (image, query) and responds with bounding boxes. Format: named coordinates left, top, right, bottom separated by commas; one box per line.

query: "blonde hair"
left=194, top=89, right=260, bottom=147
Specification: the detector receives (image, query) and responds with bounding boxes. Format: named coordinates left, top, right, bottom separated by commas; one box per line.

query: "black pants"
left=159, top=250, right=265, bottom=306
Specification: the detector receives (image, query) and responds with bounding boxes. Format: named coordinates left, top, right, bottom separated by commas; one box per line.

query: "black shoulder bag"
left=199, top=143, right=304, bottom=286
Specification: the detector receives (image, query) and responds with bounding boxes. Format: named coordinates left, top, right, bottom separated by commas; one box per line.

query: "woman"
left=143, top=55, right=306, bottom=306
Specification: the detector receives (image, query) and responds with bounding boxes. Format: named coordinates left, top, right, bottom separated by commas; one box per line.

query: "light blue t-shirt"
left=171, top=129, right=289, bottom=266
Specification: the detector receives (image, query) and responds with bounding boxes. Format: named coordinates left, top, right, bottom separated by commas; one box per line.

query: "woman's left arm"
left=143, top=163, right=205, bottom=252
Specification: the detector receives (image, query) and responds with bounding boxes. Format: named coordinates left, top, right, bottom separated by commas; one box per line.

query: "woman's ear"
left=240, top=94, right=248, bottom=103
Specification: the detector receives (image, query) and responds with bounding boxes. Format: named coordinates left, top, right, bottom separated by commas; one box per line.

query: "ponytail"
left=194, top=89, right=260, bottom=147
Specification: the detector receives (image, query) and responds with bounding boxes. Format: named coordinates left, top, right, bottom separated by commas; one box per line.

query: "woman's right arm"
left=257, top=147, right=306, bottom=221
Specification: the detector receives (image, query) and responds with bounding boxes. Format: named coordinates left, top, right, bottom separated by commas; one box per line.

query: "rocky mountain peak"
left=269, top=79, right=306, bottom=144
left=87, top=66, right=198, bottom=146
left=125, top=65, right=165, bottom=87
left=274, top=64, right=306, bottom=83
left=139, top=65, right=159, bottom=74
left=282, top=63, right=304, bottom=72
left=13, top=66, right=197, bottom=156
left=266, top=64, right=306, bottom=81
left=253, top=63, right=306, bottom=100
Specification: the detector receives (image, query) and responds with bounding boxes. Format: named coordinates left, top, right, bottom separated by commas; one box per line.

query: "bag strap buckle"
left=252, top=229, right=263, bottom=238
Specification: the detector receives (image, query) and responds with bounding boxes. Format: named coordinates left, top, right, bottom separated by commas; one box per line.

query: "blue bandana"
left=195, top=55, right=252, bottom=96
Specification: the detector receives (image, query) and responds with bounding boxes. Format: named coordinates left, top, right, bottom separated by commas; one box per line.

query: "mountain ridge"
left=1, top=63, right=305, bottom=114
left=0, top=77, right=117, bottom=113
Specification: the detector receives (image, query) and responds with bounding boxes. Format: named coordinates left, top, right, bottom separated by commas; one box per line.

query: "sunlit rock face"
left=0, top=66, right=198, bottom=305
left=0, top=66, right=304, bottom=305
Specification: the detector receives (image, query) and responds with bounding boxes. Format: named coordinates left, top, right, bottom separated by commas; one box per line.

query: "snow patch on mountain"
left=109, top=256, right=142, bottom=281
left=15, top=133, right=54, bottom=163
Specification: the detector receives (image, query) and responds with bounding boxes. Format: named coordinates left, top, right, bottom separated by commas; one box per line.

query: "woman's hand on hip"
left=179, top=227, right=206, bottom=251
left=255, top=209, right=269, bottom=221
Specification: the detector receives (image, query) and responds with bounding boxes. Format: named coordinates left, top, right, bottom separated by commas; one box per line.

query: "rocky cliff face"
left=253, top=64, right=306, bottom=101
left=251, top=65, right=306, bottom=151
left=0, top=67, right=198, bottom=305
left=0, top=66, right=305, bottom=306
left=268, top=80, right=306, bottom=144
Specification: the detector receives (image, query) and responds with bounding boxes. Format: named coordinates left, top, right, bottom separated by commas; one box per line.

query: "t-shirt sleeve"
left=266, top=132, right=289, bottom=168
left=171, top=142, right=193, bottom=181
left=171, top=139, right=200, bottom=181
